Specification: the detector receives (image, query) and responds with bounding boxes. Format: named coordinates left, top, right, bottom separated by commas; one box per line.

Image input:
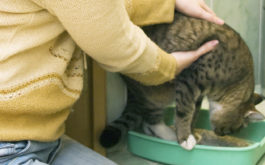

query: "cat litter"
left=128, top=109, right=265, bottom=165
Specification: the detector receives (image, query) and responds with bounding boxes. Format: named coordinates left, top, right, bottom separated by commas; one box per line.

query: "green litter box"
left=128, top=109, right=265, bottom=165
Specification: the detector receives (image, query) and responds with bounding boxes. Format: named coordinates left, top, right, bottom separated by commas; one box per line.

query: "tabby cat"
left=100, top=12, right=264, bottom=150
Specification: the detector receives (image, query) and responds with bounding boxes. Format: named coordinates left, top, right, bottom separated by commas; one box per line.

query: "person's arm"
left=175, top=0, right=224, bottom=25
left=125, top=0, right=175, bottom=26
left=31, top=0, right=177, bottom=85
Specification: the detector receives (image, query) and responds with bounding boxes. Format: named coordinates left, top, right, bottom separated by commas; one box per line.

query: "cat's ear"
left=252, top=93, right=264, bottom=105
left=245, top=109, right=265, bottom=122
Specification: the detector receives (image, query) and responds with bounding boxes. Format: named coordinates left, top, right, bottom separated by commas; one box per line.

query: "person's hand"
left=172, top=40, right=219, bottom=75
left=175, top=0, right=224, bottom=25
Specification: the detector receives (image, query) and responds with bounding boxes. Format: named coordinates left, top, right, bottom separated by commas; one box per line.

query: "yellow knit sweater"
left=0, top=0, right=176, bottom=141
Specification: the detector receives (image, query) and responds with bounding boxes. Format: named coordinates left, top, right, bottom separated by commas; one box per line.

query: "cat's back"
left=143, top=12, right=254, bottom=84
left=144, top=12, right=251, bottom=58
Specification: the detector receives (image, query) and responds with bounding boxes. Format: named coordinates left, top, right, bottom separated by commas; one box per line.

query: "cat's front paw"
left=179, top=134, right=196, bottom=150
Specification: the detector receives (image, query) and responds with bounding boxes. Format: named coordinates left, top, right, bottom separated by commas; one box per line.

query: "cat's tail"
left=99, top=108, right=142, bottom=148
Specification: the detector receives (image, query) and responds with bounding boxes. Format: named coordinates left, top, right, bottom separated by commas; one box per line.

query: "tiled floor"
left=107, top=100, right=265, bottom=165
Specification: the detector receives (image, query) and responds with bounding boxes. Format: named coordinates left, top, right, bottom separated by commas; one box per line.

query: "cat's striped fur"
left=100, top=12, right=264, bottom=150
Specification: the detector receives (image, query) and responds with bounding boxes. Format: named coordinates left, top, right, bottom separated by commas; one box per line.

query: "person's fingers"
left=200, top=2, right=215, bottom=16
left=195, top=40, right=219, bottom=57
left=197, top=9, right=224, bottom=25
left=210, top=15, right=224, bottom=25
left=171, top=40, right=218, bottom=74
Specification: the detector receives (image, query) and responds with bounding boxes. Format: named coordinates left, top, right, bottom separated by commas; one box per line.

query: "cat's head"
left=210, top=93, right=264, bottom=136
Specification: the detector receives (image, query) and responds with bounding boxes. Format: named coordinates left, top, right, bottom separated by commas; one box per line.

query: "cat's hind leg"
left=143, top=121, right=177, bottom=141
left=142, top=109, right=177, bottom=141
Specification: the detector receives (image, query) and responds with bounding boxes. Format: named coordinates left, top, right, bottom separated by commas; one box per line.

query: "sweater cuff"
left=125, top=0, right=175, bottom=26
left=124, top=48, right=177, bottom=86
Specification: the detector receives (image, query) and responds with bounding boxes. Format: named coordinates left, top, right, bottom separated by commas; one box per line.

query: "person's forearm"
left=31, top=0, right=177, bottom=85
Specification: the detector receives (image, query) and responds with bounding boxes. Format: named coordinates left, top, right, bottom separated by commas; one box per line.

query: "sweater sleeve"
left=125, top=0, right=175, bottom=26
left=31, top=0, right=177, bottom=85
